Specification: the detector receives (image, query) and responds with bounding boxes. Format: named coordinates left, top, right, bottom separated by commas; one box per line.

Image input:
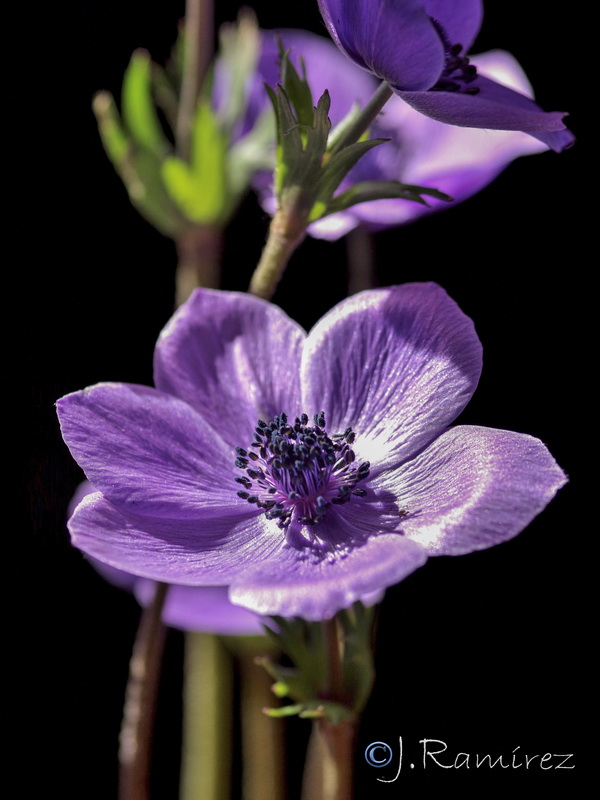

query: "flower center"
left=429, top=18, right=479, bottom=95
left=234, top=412, right=370, bottom=529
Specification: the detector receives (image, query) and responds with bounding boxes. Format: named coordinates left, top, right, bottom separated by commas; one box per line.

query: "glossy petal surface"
left=69, top=492, right=280, bottom=584
left=154, top=290, right=305, bottom=449
left=374, top=425, right=567, bottom=554
left=301, top=284, right=482, bottom=474
left=57, top=383, right=244, bottom=519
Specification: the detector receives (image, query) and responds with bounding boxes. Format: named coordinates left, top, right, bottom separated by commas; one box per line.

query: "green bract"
left=266, top=46, right=450, bottom=231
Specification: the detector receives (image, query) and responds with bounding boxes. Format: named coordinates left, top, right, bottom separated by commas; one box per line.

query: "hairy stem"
left=248, top=205, right=306, bottom=300
left=329, top=82, right=393, bottom=156
left=118, top=583, right=169, bottom=800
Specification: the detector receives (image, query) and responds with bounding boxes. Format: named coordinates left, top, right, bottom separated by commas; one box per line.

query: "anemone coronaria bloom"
left=57, top=285, right=565, bottom=620
left=317, top=0, right=573, bottom=152
left=255, top=31, right=572, bottom=239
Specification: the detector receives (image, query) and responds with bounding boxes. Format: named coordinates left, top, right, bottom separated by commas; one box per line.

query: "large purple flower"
left=57, top=285, right=565, bottom=621
left=254, top=32, right=570, bottom=239
left=317, top=0, right=573, bottom=152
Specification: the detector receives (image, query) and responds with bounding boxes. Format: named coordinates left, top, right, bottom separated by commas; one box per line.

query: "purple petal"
left=230, top=530, right=427, bottom=620
left=74, top=484, right=265, bottom=635
left=154, top=289, right=305, bottom=449
left=57, top=383, right=245, bottom=519
left=318, top=0, right=445, bottom=90
left=135, top=583, right=265, bottom=635
left=301, top=284, right=482, bottom=474
left=423, top=0, right=483, bottom=52
left=397, top=74, right=573, bottom=151
left=374, top=425, right=567, bottom=555
left=347, top=49, right=560, bottom=228
left=259, top=30, right=378, bottom=127
left=68, top=493, right=286, bottom=584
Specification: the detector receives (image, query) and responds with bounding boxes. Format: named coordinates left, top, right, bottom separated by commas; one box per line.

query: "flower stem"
left=302, top=719, right=358, bottom=800
left=329, top=82, right=394, bottom=156
left=175, top=224, right=223, bottom=303
left=323, top=617, right=343, bottom=701
left=177, top=0, right=214, bottom=161
left=239, top=652, right=285, bottom=800
left=118, top=582, right=169, bottom=800
left=347, top=226, right=376, bottom=295
left=248, top=202, right=306, bottom=300
left=180, top=633, right=233, bottom=800
left=301, top=617, right=356, bottom=800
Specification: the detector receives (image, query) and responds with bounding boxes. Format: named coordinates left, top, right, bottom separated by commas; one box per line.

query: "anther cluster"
left=430, top=18, right=479, bottom=95
left=234, top=412, right=370, bottom=529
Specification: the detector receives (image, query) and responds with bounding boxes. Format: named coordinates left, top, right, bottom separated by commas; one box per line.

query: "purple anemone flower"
left=57, top=285, right=566, bottom=621
left=317, top=0, right=574, bottom=152
left=254, top=32, right=570, bottom=240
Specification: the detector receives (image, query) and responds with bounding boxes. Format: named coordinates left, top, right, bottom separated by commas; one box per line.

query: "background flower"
left=317, top=0, right=574, bottom=151
left=58, top=285, right=566, bottom=621
left=254, top=31, right=568, bottom=240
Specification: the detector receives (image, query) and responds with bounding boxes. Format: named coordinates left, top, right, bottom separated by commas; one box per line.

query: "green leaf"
left=279, top=46, right=314, bottom=128
left=322, top=179, right=453, bottom=217
left=308, top=138, right=388, bottom=221
left=122, top=50, right=169, bottom=158
left=161, top=101, right=228, bottom=223
left=93, top=91, right=187, bottom=237
left=264, top=704, right=305, bottom=718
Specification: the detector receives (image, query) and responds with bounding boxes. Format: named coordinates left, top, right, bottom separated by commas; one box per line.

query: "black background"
left=19, top=1, right=590, bottom=798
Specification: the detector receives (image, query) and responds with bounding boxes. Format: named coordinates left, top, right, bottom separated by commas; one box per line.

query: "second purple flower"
left=317, top=0, right=574, bottom=151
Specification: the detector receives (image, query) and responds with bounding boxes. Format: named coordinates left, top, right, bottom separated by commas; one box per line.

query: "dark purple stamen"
left=430, top=18, right=480, bottom=95
left=233, top=411, right=370, bottom=529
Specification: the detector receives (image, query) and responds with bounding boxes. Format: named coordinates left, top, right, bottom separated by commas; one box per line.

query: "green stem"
left=177, top=0, right=214, bottom=161
left=175, top=224, right=223, bottom=303
left=248, top=203, right=306, bottom=300
left=180, top=633, right=233, bottom=800
left=118, top=583, right=169, bottom=800
left=328, top=82, right=393, bottom=157
left=239, top=652, right=286, bottom=800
